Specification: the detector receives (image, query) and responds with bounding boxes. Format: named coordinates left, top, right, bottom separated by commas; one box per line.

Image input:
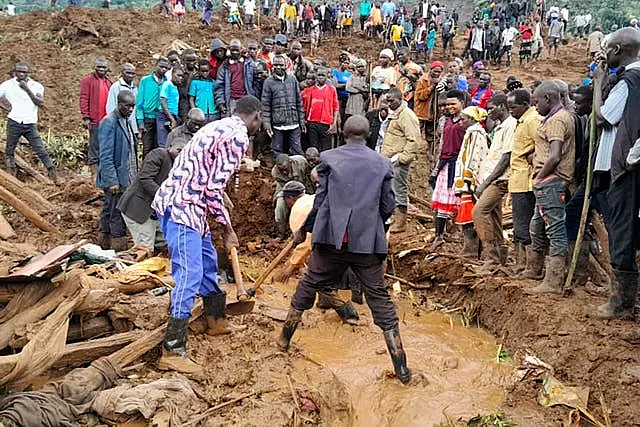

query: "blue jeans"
left=155, top=112, right=179, bottom=149
left=564, top=182, right=610, bottom=242
left=530, top=177, right=568, bottom=257
left=159, top=213, right=222, bottom=319
left=271, top=127, right=302, bottom=159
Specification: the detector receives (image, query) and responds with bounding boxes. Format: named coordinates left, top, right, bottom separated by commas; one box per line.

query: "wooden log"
left=74, top=288, right=120, bottom=315
left=0, top=144, right=53, bottom=185
left=10, top=316, right=115, bottom=349
left=0, top=185, right=61, bottom=234
left=0, top=280, right=52, bottom=324
left=0, top=212, right=16, bottom=239
left=0, top=271, right=79, bottom=349
left=53, top=331, right=142, bottom=369
left=0, top=167, right=54, bottom=213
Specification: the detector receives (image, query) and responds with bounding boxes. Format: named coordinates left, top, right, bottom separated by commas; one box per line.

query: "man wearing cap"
left=277, top=115, right=412, bottom=385
left=370, top=49, right=397, bottom=108
left=272, top=153, right=314, bottom=236
left=118, top=139, right=187, bottom=253
left=273, top=34, right=295, bottom=73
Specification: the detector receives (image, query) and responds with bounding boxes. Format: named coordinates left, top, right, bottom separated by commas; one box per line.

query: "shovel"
left=225, top=247, right=256, bottom=315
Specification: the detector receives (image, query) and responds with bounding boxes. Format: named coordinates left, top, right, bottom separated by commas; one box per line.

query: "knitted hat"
left=282, top=181, right=306, bottom=197
left=379, top=48, right=394, bottom=60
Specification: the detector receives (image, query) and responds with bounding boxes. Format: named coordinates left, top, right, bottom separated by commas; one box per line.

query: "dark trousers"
left=511, top=191, right=535, bottom=245
left=359, top=14, right=368, bottom=31
left=291, top=244, right=399, bottom=331
left=607, top=171, right=640, bottom=272
left=5, top=119, right=53, bottom=170
left=471, top=49, right=484, bottom=62
left=142, top=118, right=158, bottom=159
left=100, top=190, right=126, bottom=238
left=88, top=124, right=100, bottom=165
left=307, top=122, right=332, bottom=152
left=272, top=127, right=303, bottom=158
left=565, top=182, right=610, bottom=242
left=338, top=94, right=348, bottom=130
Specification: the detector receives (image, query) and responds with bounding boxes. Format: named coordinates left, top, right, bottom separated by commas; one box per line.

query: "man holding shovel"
left=152, top=95, right=263, bottom=374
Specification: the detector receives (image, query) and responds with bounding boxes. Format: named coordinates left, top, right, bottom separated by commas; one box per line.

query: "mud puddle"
left=255, top=279, right=514, bottom=426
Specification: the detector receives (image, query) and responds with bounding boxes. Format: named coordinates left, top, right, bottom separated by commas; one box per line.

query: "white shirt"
left=422, top=1, right=429, bottom=18
left=502, top=27, right=519, bottom=46
left=225, top=0, right=239, bottom=13
left=6, top=4, right=15, bottom=15
left=243, top=0, right=255, bottom=14
left=560, top=7, right=569, bottom=21
left=471, top=29, right=484, bottom=51
left=574, top=14, right=586, bottom=27
left=584, top=13, right=592, bottom=24
left=0, top=77, right=44, bottom=124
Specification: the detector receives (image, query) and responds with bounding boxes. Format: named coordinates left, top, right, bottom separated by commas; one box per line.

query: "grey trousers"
left=122, top=213, right=166, bottom=252
left=392, top=163, right=410, bottom=208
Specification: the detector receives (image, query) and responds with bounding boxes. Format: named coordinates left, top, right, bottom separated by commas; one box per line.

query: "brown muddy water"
left=258, top=280, right=514, bottom=426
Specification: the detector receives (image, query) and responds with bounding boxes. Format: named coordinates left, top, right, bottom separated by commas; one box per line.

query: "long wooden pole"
left=565, top=96, right=597, bottom=288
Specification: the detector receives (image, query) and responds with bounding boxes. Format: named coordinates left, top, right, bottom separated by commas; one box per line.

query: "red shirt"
left=98, top=78, right=110, bottom=122
left=209, top=56, right=223, bottom=79
left=259, top=51, right=273, bottom=70
left=229, top=61, right=246, bottom=99
left=471, top=86, right=493, bottom=109
left=441, top=117, right=465, bottom=159
left=305, top=84, right=339, bottom=125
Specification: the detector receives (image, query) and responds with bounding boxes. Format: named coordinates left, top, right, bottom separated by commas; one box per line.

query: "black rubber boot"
left=158, top=317, right=201, bottom=373
left=277, top=307, right=303, bottom=351
left=597, top=270, right=639, bottom=319
left=350, top=275, right=364, bottom=305
left=334, top=301, right=360, bottom=325
left=383, top=327, right=412, bottom=384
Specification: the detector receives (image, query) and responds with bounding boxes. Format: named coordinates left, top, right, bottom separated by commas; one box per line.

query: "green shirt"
left=136, top=73, right=165, bottom=124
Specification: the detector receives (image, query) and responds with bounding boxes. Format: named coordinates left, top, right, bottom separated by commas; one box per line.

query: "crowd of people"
left=1, top=0, right=640, bottom=384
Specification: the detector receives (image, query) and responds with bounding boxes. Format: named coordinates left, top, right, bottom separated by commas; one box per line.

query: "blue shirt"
left=189, top=78, right=217, bottom=115
left=160, top=80, right=180, bottom=116
left=331, top=69, right=352, bottom=98
left=359, top=1, right=371, bottom=15
left=381, top=1, right=395, bottom=18
left=457, top=75, right=468, bottom=91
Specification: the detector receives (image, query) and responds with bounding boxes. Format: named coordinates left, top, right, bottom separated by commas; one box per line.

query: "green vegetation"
left=468, top=412, right=517, bottom=427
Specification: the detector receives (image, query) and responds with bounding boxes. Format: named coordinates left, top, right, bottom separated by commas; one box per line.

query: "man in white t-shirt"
left=243, top=0, right=256, bottom=27
left=500, top=23, right=520, bottom=66
left=0, top=62, right=58, bottom=183
left=6, top=2, right=15, bottom=15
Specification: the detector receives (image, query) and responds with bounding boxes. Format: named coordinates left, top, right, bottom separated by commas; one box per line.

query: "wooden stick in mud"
left=384, top=273, right=430, bottom=290
left=182, top=390, right=263, bottom=427
left=0, top=185, right=61, bottom=234
left=249, top=239, right=295, bottom=293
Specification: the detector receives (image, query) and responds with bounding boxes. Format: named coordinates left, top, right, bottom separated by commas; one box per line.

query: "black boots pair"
left=316, top=291, right=360, bottom=325
left=277, top=308, right=412, bottom=384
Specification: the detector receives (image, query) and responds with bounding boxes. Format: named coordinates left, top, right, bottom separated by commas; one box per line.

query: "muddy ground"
left=0, top=6, right=637, bottom=427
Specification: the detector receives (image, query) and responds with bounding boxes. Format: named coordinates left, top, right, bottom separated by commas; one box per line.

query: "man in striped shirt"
left=152, top=95, right=263, bottom=373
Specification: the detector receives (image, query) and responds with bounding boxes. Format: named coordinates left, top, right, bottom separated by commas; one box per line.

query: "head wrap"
left=430, top=61, right=445, bottom=70
left=354, top=58, right=367, bottom=67
left=379, top=48, right=394, bottom=61
left=472, top=60, right=484, bottom=70
left=461, top=106, right=488, bottom=122
left=282, top=181, right=306, bottom=198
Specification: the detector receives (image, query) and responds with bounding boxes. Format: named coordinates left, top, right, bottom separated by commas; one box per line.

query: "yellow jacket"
left=284, top=4, right=297, bottom=19
left=381, top=102, right=421, bottom=165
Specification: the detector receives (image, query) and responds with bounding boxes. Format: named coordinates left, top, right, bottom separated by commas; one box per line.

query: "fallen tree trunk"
left=0, top=185, right=60, bottom=234
left=0, top=212, right=16, bottom=239
left=0, top=168, right=54, bottom=213
left=0, top=281, right=53, bottom=324
left=0, top=144, right=53, bottom=185
left=53, top=331, right=142, bottom=369
left=10, top=316, right=115, bottom=350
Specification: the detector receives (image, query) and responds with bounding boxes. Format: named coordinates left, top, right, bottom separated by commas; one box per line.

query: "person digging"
left=151, top=95, right=263, bottom=374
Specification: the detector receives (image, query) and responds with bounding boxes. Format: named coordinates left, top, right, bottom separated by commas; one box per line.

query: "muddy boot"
left=512, top=243, right=527, bottom=273
left=204, top=292, right=247, bottom=335
left=568, top=241, right=591, bottom=286
left=527, top=255, right=566, bottom=294
left=334, top=301, right=360, bottom=325
left=597, top=270, right=639, bottom=319
left=390, top=211, right=407, bottom=233
left=461, top=228, right=480, bottom=259
left=350, top=275, right=364, bottom=305
left=157, top=317, right=202, bottom=374
left=110, top=236, right=129, bottom=252
left=47, top=168, right=60, bottom=186
left=484, top=241, right=502, bottom=265
left=97, top=232, right=111, bottom=249
left=520, top=247, right=545, bottom=280
left=277, top=307, right=303, bottom=351
left=316, top=290, right=338, bottom=309
left=383, top=327, right=411, bottom=384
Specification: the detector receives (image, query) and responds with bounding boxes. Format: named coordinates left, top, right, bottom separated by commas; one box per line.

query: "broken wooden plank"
left=0, top=144, right=53, bottom=185
left=53, top=331, right=142, bottom=369
left=0, top=185, right=60, bottom=235
left=10, top=316, right=115, bottom=350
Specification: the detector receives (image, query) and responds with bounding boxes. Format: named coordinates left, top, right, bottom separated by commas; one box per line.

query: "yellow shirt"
left=371, top=7, right=382, bottom=25
left=509, top=107, right=541, bottom=193
left=391, top=25, right=404, bottom=42
left=284, top=4, right=297, bottom=19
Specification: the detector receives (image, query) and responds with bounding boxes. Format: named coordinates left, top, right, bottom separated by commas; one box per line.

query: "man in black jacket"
left=364, top=97, right=390, bottom=151
left=118, top=141, right=186, bottom=252
left=277, top=115, right=412, bottom=384
left=261, top=55, right=306, bottom=159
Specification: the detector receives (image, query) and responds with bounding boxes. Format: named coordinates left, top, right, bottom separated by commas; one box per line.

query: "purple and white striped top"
left=152, top=116, right=249, bottom=235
